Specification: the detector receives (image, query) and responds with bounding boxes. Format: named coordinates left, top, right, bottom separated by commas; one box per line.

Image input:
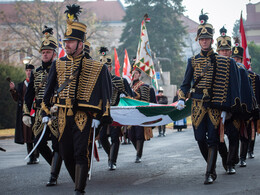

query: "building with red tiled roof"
left=0, top=0, right=199, bottom=66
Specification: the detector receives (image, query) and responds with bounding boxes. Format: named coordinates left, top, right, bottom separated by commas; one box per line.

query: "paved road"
left=1, top=127, right=260, bottom=195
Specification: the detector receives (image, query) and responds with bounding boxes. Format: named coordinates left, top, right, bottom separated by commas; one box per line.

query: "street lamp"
left=23, top=56, right=32, bottom=65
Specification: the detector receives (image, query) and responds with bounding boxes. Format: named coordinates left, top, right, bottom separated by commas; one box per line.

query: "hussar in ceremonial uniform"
left=130, top=68, right=156, bottom=163
left=231, top=38, right=259, bottom=167
left=42, top=4, right=112, bottom=194
left=98, top=47, right=134, bottom=170
left=216, top=27, right=255, bottom=174
left=176, top=10, right=241, bottom=184
left=23, top=26, right=62, bottom=186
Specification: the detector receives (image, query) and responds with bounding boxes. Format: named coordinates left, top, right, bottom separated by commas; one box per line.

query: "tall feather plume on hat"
left=233, top=37, right=241, bottom=47
left=220, top=26, right=227, bottom=37
left=99, top=47, right=108, bottom=56
left=64, top=4, right=82, bottom=23
left=199, top=9, right=208, bottom=25
left=99, top=47, right=112, bottom=65
left=42, top=25, right=53, bottom=37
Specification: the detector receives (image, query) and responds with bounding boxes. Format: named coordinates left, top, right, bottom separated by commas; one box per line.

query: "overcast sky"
left=121, top=0, right=259, bottom=43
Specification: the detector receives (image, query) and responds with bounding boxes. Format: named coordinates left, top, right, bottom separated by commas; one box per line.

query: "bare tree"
left=0, top=0, right=108, bottom=64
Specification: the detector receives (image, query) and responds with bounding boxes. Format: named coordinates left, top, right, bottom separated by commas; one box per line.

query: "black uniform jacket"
left=179, top=49, right=242, bottom=113
left=42, top=53, right=112, bottom=124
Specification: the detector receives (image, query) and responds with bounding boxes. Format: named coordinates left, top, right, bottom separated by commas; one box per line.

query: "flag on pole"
left=240, top=12, right=251, bottom=70
left=123, top=49, right=132, bottom=83
left=114, top=48, right=120, bottom=76
left=58, top=35, right=65, bottom=58
left=134, top=14, right=158, bottom=91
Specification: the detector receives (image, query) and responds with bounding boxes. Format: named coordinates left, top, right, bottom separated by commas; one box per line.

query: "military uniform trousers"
left=99, top=125, right=121, bottom=146
left=128, top=126, right=145, bottom=143
left=240, top=120, right=252, bottom=161
left=193, top=112, right=220, bottom=147
left=59, top=110, right=93, bottom=169
left=224, top=119, right=240, bottom=166
left=34, top=126, right=59, bottom=165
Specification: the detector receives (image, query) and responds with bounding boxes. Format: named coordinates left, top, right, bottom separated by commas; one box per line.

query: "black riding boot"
left=226, top=144, right=237, bottom=174
left=204, top=146, right=218, bottom=185
left=135, top=140, right=144, bottom=163
left=240, top=141, right=248, bottom=167
left=100, top=134, right=111, bottom=168
left=248, top=138, right=255, bottom=158
left=26, top=143, right=34, bottom=165
left=109, top=142, right=119, bottom=170
left=218, top=142, right=228, bottom=171
left=74, top=164, right=88, bottom=195
left=46, top=152, right=62, bottom=186
left=197, top=141, right=208, bottom=162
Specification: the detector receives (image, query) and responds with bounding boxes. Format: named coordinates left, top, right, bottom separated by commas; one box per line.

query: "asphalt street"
left=1, top=127, right=260, bottom=195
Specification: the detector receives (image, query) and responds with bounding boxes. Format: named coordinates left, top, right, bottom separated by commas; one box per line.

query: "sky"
left=121, top=0, right=260, bottom=42
left=181, top=0, right=259, bottom=41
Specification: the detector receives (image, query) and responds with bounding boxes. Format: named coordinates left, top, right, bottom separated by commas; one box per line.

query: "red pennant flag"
left=114, top=48, right=120, bottom=76
left=123, top=49, right=132, bottom=83
left=240, top=13, right=251, bottom=70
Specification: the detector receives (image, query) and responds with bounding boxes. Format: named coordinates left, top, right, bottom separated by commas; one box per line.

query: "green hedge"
left=0, top=63, right=25, bottom=129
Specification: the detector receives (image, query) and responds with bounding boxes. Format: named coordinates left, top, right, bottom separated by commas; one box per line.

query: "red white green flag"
left=111, top=97, right=191, bottom=127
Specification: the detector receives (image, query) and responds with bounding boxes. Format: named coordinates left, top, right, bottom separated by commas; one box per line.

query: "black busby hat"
left=216, top=26, right=232, bottom=51
left=25, top=64, right=34, bottom=70
left=99, top=47, right=112, bottom=66
left=195, top=10, right=214, bottom=41
left=232, top=37, right=244, bottom=59
left=39, top=26, right=58, bottom=52
left=64, top=4, right=87, bottom=42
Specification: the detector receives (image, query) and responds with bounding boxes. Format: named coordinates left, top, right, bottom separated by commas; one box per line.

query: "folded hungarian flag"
left=111, top=97, right=191, bottom=127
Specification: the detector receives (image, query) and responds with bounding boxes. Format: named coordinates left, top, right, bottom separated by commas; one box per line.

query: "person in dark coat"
left=9, top=64, right=39, bottom=165
left=176, top=10, right=242, bottom=185
left=98, top=47, right=134, bottom=170
left=129, top=68, right=156, bottom=163
left=23, top=26, right=62, bottom=186
left=156, top=87, right=168, bottom=136
left=42, top=5, right=112, bottom=194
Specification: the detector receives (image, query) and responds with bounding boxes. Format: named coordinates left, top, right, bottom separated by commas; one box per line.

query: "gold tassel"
left=67, top=108, right=73, bottom=116
left=251, top=120, right=255, bottom=141
left=219, top=119, right=224, bottom=143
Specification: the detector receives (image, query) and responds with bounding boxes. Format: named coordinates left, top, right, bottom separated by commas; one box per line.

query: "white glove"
left=22, top=115, right=32, bottom=127
left=42, top=116, right=50, bottom=124
left=221, top=111, right=227, bottom=124
left=120, top=94, right=126, bottom=98
left=50, top=105, right=58, bottom=113
left=176, top=100, right=185, bottom=110
left=91, top=119, right=100, bottom=128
